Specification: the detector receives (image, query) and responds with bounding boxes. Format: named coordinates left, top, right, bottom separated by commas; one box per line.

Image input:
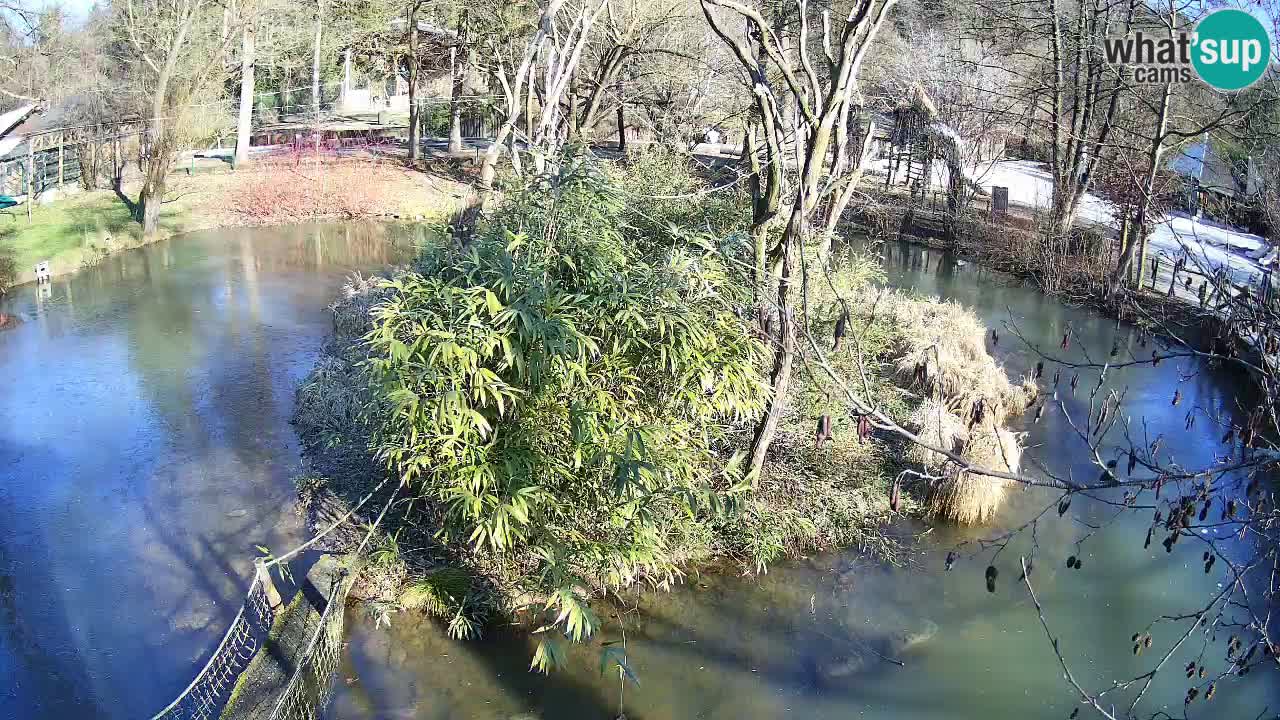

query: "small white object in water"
left=955, top=259, right=969, bottom=267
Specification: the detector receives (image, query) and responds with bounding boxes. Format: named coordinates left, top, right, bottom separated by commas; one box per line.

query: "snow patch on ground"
left=974, top=160, right=1271, bottom=287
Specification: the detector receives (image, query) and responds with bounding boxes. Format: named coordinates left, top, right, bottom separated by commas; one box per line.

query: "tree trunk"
left=577, top=48, right=625, bottom=133
left=234, top=9, right=256, bottom=168
left=615, top=82, right=626, bottom=152
left=479, top=122, right=513, bottom=194
left=1112, top=82, right=1172, bottom=290
left=407, top=1, right=420, bottom=161
left=748, top=235, right=795, bottom=478
left=140, top=166, right=166, bottom=235
left=447, top=10, right=468, bottom=154
left=312, top=0, right=324, bottom=122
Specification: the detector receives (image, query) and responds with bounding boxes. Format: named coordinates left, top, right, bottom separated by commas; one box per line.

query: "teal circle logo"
left=1192, top=9, right=1272, bottom=91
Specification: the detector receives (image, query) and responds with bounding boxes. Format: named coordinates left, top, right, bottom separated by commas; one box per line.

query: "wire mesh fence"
left=149, top=575, right=276, bottom=720
left=147, top=479, right=396, bottom=720
left=266, top=572, right=353, bottom=720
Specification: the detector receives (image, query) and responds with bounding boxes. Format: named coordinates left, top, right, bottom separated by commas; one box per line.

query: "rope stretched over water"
left=263, top=476, right=393, bottom=567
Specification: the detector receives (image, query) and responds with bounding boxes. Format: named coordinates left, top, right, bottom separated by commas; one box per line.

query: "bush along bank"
left=292, top=150, right=1037, bottom=671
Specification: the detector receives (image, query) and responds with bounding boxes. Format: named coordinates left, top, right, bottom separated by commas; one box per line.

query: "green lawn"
left=0, top=190, right=185, bottom=284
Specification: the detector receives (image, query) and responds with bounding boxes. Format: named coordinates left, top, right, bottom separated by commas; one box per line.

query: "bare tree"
left=702, top=0, right=899, bottom=477
left=119, top=0, right=232, bottom=235
left=234, top=0, right=257, bottom=166
left=477, top=0, right=609, bottom=194
left=447, top=8, right=470, bottom=154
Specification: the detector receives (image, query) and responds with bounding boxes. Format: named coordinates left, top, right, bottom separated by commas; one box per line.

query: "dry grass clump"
left=922, top=427, right=1024, bottom=525
left=904, top=397, right=1025, bottom=525
left=331, top=272, right=391, bottom=338
left=884, top=294, right=1033, bottom=526
left=905, top=399, right=967, bottom=471
left=884, top=292, right=1035, bottom=426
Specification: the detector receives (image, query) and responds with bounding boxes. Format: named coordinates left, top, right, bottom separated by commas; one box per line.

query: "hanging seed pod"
left=1205, top=683, right=1216, bottom=701
left=1203, top=551, right=1211, bottom=562
left=1144, top=635, right=1153, bottom=649
left=985, top=565, right=998, bottom=593
left=1131, top=632, right=1142, bottom=642
left=1034, top=360, right=1044, bottom=379
left=1058, top=496, right=1071, bottom=516
left=815, top=415, right=832, bottom=445
left=1099, top=465, right=1116, bottom=485
left=1225, top=499, right=1236, bottom=518
left=1153, top=350, right=1161, bottom=366
left=1172, top=389, right=1182, bottom=406
left=945, top=550, right=957, bottom=571
left=1163, top=534, right=1176, bottom=553
left=1198, top=665, right=1207, bottom=679
left=1128, top=453, right=1137, bottom=475
left=1070, top=708, right=1079, bottom=719
left=1144, top=527, right=1153, bottom=549
left=1066, top=555, right=1077, bottom=569
left=1204, top=555, right=1215, bottom=573
left=1154, top=509, right=1163, bottom=523
left=1186, top=687, right=1199, bottom=704
left=1035, top=404, right=1045, bottom=423
left=1110, top=339, right=1120, bottom=357
left=1073, top=556, right=1083, bottom=570
left=858, top=415, right=871, bottom=442
left=890, top=477, right=902, bottom=512
left=1133, top=643, right=1142, bottom=655
left=1096, top=405, right=1110, bottom=432
left=1070, top=373, right=1079, bottom=393
left=1186, top=661, right=1197, bottom=677
left=1061, top=333, right=1070, bottom=351
left=991, top=329, right=999, bottom=345
left=1199, top=499, right=1210, bottom=523
left=832, top=311, right=849, bottom=352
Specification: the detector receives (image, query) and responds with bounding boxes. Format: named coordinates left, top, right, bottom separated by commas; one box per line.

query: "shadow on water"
left=328, top=236, right=1278, bottom=720
left=0, top=222, right=419, bottom=718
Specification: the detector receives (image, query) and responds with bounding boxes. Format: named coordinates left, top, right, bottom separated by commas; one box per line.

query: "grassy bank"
left=0, top=155, right=471, bottom=288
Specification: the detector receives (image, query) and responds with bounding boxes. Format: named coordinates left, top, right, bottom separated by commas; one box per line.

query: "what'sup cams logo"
left=1104, top=8, right=1273, bottom=91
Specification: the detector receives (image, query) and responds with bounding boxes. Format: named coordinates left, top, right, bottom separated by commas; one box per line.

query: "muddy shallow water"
left=329, top=240, right=1277, bottom=720
left=0, top=222, right=420, bottom=719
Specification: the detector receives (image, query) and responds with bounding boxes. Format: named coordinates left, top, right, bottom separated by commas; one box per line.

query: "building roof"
left=0, top=104, right=38, bottom=160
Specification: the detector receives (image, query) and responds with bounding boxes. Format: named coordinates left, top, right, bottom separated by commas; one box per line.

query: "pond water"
left=1, top=226, right=1271, bottom=720
left=329, top=239, right=1277, bottom=720
left=0, top=222, right=419, bottom=719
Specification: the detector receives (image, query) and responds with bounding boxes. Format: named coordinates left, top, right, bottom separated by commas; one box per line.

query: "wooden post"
left=256, top=558, right=284, bottom=609
left=25, top=142, right=33, bottom=222
left=58, top=140, right=65, bottom=190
